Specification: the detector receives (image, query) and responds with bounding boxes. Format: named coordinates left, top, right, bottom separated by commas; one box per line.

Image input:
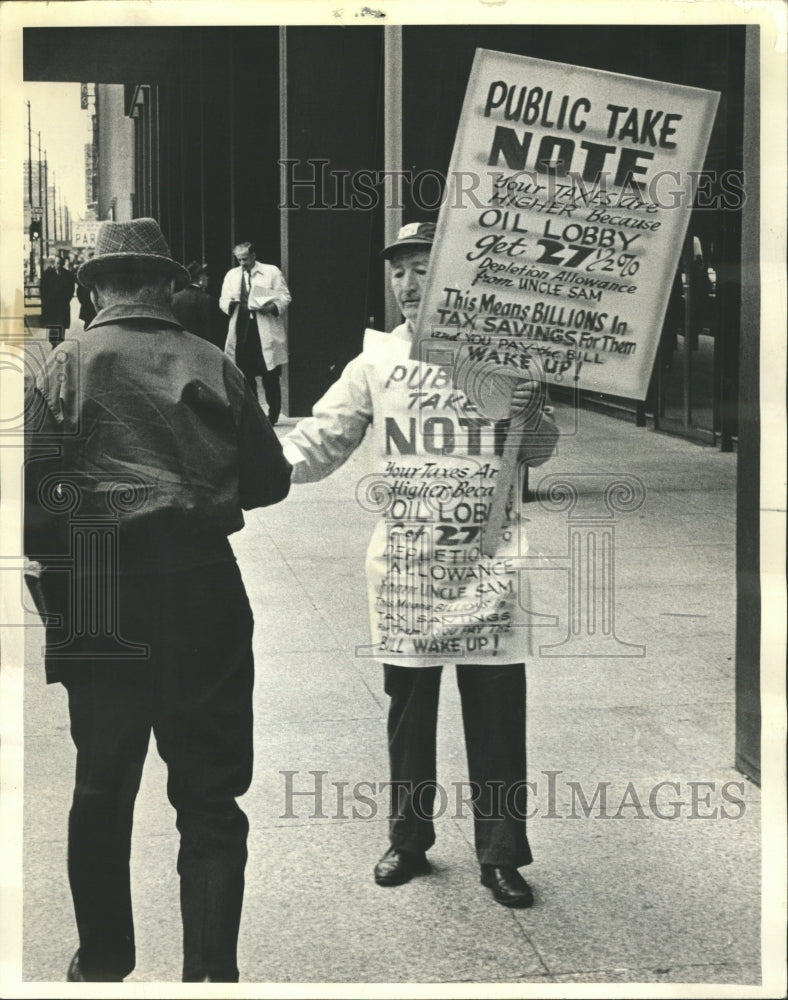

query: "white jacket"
left=220, top=261, right=291, bottom=369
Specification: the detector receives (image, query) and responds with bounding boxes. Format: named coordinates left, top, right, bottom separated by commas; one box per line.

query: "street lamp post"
left=36, top=131, right=43, bottom=280
left=37, top=131, right=42, bottom=214
left=27, top=101, right=33, bottom=208
left=43, top=152, right=49, bottom=257
left=52, top=172, right=58, bottom=244
left=27, top=102, right=36, bottom=281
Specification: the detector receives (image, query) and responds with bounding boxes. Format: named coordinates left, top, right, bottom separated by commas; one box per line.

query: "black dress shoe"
left=184, top=975, right=239, bottom=983
left=66, top=949, right=125, bottom=982
left=66, top=951, right=86, bottom=982
left=480, top=865, right=534, bottom=908
left=374, top=846, right=431, bottom=886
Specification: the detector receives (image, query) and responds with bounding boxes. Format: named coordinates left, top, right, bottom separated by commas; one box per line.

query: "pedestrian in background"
left=220, top=241, right=290, bottom=425
left=172, top=260, right=224, bottom=345
left=76, top=250, right=97, bottom=327
left=39, top=253, right=75, bottom=341
left=25, top=218, right=291, bottom=983
left=689, top=246, right=712, bottom=347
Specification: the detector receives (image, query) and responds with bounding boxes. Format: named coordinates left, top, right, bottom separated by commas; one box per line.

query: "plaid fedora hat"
left=77, top=218, right=190, bottom=290
left=380, top=221, right=436, bottom=259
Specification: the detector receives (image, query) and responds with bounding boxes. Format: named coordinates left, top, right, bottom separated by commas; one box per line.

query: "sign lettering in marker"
left=411, top=49, right=720, bottom=402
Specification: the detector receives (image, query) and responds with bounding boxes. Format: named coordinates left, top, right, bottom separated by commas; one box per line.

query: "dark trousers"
left=384, top=662, right=532, bottom=868
left=244, top=364, right=282, bottom=425
left=57, top=562, right=254, bottom=982
left=236, top=305, right=282, bottom=423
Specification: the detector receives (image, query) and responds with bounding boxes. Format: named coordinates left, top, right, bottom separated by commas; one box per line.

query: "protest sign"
left=356, top=329, right=542, bottom=663
left=412, top=49, right=721, bottom=402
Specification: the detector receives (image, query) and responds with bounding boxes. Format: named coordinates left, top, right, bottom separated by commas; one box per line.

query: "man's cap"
left=380, top=221, right=436, bottom=259
left=77, top=218, right=190, bottom=290
left=186, top=260, right=208, bottom=283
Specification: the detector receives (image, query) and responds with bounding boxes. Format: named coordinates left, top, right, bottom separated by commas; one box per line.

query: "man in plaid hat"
left=24, top=217, right=291, bottom=983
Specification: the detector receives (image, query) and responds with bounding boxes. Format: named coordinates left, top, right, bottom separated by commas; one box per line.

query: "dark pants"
left=236, top=305, right=282, bottom=423
left=56, top=562, right=254, bottom=982
left=245, top=364, right=282, bottom=425
left=383, top=662, right=532, bottom=868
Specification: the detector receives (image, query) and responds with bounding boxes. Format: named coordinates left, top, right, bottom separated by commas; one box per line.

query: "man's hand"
left=510, top=377, right=540, bottom=420
left=257, top=301, right=279, bottom=317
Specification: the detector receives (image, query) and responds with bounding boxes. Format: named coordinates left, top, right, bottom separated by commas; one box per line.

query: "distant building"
left=23, top=159, right=45, bottom=281
left=84, top=142, right=96, bottom=209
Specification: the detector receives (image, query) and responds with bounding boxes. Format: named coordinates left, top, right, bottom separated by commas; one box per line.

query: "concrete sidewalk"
left=21, top=402, right=761, bottom=989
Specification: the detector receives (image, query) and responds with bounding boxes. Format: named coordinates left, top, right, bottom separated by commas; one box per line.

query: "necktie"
left=240, top=269, right=249, bottom=308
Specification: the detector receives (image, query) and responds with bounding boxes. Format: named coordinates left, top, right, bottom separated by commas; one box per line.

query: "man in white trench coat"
left=283, top=222, right=559, bottom=908
left=220, top=241, right=291, bottom=425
